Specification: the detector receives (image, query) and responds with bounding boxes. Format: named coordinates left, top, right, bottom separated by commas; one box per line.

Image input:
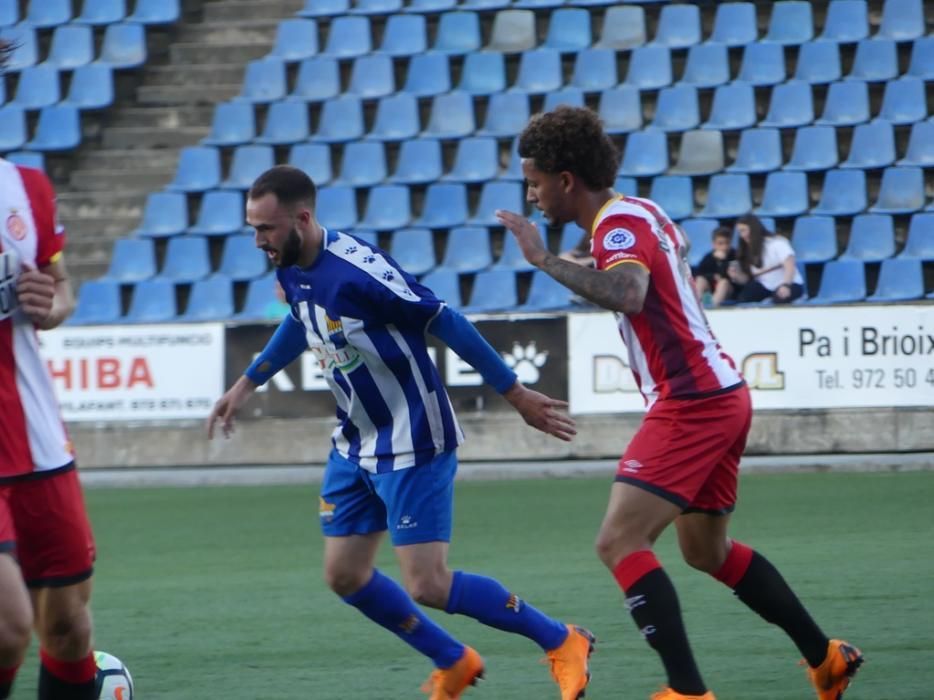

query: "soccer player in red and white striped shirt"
left=497, top=106, right=862, bottom=700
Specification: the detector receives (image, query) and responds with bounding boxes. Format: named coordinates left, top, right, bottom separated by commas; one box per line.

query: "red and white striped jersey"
left=591, top=194, right=743, bottom=407
left=0, top=159, right=73, bottom=479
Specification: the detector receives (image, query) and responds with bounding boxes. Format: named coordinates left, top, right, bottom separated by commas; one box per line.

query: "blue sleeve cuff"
left=244, top=313, right=309, bottom=386
left=428, top=306, right=517, bottom=394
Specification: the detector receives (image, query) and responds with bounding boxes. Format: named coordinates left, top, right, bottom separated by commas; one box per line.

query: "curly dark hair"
left=517, top=106, right=619, bottom=191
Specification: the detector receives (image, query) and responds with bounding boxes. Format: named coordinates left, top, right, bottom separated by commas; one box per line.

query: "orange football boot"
left=806, top=639, right=864, bottom=700
left=545, top=625, right=596, bottom=700
left=422, top=646, right=484, bottom=700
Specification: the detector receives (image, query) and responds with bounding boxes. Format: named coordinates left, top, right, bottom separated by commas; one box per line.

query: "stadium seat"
left=819, top=0, right=868, bottom=42
left=595, top=6, right=646, bottom=49
left=650, top=85, right=699, bottom=132
left=0, top=24, right=37, bottom=71
left=543, top=8, right=591, bottom=52
left=763, top=1, right=813, bottom=44
left=514, top=0, right=563, bottom=8
left=237, top=59, right=287, bottom=103
left=377, top=14, right=426, bottom=56
left=681, top=219, right=718, bottom=267
left=477, top=92, right=529, bottom=138
left=700, top=174, right=752, bottom=218
left=785, top=126, right=839, bottom=171
left=127, top=0, right=180, bottom=24
left=289, top=143, right=332, bottom=185
left=511, top=48, right=562, bottom=94
left=298, top=0, right=349, bottom=18
left=256, top=101, right=310, bottom=145
left=794, top=41, right=842, bottom=84
left=389, top=228, right=435, bottom=276
left=167, top=147, right=221, bottom=192
left=312, top=96, right=364, bottom=143
left=423, top=92, right=475, bottom=139
left=222, top=145, right=275, bottom=190
left=559, top=222, right=588, bottom=253
left=444, top=137, right=498, bottom=183
left=158, top=236, right=211, bottom=282
left=389, top=138, right=443, bottom=185
left=404, top=0, right=452, bottom=8
left=333, top=142, right=387, bottom=187
left=543, top=87, right=585, bottom=112
left=898, top=121, right=934, bottom=167
left=463, top=269, right=517, bottom=313
left=737, top=43, right=786, bottom=86
left=5, top=152, right=45, bottom=170
left=26, top=105, right=81, bottom=151
left=322, top=16, right=371, bottom=59
left=681, top=44, right=730, bottom=88
left=868, top=258, right=924, bottom=301
left=791, top=216, right=837, bottom=263
left=488, top=10, right=536, bottom=53
left=625, top=45, right=672, bottom=89
left=420, top=268, right=461, bottom=309
left=134, top=192, right=188, bottom=238
left=760, top=81, right=814, bottom=128
left=441, top=226, right=492, bottom=272
left=614, top=177, right=637, bottom=195
left=458, top=51, right=506, bottom=96
left=106, top=238, right=156, bottom=283
left=45, top=25, right=93, bottom=69
left=878, top=77, right=927, bottom=125
left=360, top=185, right=411, bottom=230
left=807, top=259, right=865, bottom=304
left=268, top=19, right=318, bottom=61
left=501, top=138, right=523, bottom=181
left=98, top=22, right=146, bottom=69
left=365, top=93, right=419, bottom=142
left=877, top=0, right=924, bottom=41
left=432, top=11, right=481, bottom=55
left=756, top=171, right=809, bottom=217
left=816, top=80, right=869, bottom=126
left=841, top=120, right=896, bottom=169
left=522, top=271, right=573, bottom=310
left=182, top=275, right=234, bottom=321
left=470, top=181, right=523, bottom=226
left=618, top=130, right=668, bottom=177
left=234, top=272, right=277, bottom=321
left=899, top=213, right=934, bottom=259
left=13, top=65, right=61, bottom=110
left=414, top=183, right=469, bottom=228
left=847, top=38, right=898, bottom=81
left=69, top=280, right=121, bottom=325
left=651, top=4, right=700, bottom=48
left=348, top=54, right=395, bottom=98
left=402, top=52, right=450, bottom=97
left=841, top=214, right=896, bottom=261
left=669, top=129, right=724, bottom=177
left=351, top=0, right=402, bottom=14
left=727, top=128, right=783, bottom=174
left=702, top=83, right=756, bottom=131
left=316, top=186, right=358, bottom=231
left=494, top=232, right=535, bottom=272
left=650, top=176, right=693, bottom=221
left=462, top=0, right=509, bottom=9
left=907, top=36, right=934, bottom=79
left=708, top=2, right=757, bottom=46
left=290, top=57, right=340, bottom=102
left=812, top=169, right=867, bottom=216
left=125, top=278, right=176, bottom=323
left=571, top=48, right=617, bottom=92
left=188, top=190, right=246, bottom=237
left=0, top=0, right=16, bottom=27
left=64, top=63, right=115, bottom=110
left=75, top=0, right=126, bottom=25
left=202, top=101, right=255, bottom=146
left=218, top=234, right=268, bottom=282
left=598, top=86, right=642, bottom=134
left=869, top=167, right=925, bottom=215
left=26, top=0, right=71, bottom=28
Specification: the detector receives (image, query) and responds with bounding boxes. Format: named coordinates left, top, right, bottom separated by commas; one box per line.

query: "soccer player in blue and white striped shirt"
left=207, top=166, right=594, bottom=699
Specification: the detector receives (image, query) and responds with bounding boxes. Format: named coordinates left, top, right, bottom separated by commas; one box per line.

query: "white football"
left=94, top=651, right=134, bottom=700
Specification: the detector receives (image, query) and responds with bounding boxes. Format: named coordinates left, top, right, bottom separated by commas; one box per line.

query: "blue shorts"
left=319, top=450, right=457, bottom=546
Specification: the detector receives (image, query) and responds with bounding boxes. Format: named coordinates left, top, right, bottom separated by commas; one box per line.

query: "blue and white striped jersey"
left=276, top=229, right=464, bottom=473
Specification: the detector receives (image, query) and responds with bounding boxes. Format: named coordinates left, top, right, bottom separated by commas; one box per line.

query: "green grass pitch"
left=12, top=470, right=934, bottom=699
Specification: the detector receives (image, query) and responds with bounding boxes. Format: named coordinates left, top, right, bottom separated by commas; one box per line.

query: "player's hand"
left=775, top=284, right=791, bottom=300
left=495, top=210, right=549, bottom=268
left=206, top=377, right=256, bottom=440
left=503, top=382, right=577, bottom=442
left=16, top=265, right=56, bottom=325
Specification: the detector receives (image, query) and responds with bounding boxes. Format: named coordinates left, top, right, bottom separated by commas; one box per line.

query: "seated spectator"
left=692, top=226, right=737, bottom=307
left=728, top=214, right=804, bottom=304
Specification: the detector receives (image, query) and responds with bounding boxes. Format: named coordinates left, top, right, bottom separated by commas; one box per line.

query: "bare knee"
left=37, top=608, right=92, bottom=661
left=594, top=522, right=653, bottom=570
left=404, top=570, right=451, bottom=609
left=0, top=608, right=32, bottom=665
left=324, top=562, right=372, bottom=598
left=680, top=539, right=729, bottom=574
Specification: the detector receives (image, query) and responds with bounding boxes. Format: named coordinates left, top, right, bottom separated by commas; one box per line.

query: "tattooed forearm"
left=540, top=253, right=647, bottom=313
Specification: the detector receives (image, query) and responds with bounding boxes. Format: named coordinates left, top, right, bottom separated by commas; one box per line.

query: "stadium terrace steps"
left=135, top=83, right=243, bottom=106
left=169, top=42, right=272, bottom=66
left=57, top=191, right=145, bottom=220
left=64, top=216, right=142, bottom=241
left=144, top=65, right=247, bottom=86
left=68, top=168, right=177, bottom=193
left=101, top=126, right=209, bottom=150
left=174, top=21, right=282, bottom=45
left=203, top=0, right=305, bottom=23
left=108, top=106, right=216, bottom=130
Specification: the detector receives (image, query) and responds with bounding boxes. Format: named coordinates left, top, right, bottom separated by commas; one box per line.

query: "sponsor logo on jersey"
left=6, top=209, right=27, bottom=241
left=603, top=228, right=636, bottom=251
left=319, top=497, right=336, bottom=520
left=397, top=514, right=418, bottom=530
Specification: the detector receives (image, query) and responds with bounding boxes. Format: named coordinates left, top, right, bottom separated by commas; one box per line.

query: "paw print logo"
left=382, top=270, right=395, bottom=282
left=502, top=341, right=548, bottom=384
left=345, top=245, right=357, bottom=255
left=363, top=254, right=376, bottom=264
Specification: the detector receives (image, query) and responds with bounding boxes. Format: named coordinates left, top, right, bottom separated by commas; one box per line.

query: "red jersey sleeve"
left=591, top=213, right=657, bottom=273
left=18, top=166, right=66, bottom=268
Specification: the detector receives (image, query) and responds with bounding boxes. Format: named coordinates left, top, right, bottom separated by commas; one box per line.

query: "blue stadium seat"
left=571, top=48, right=617, bottom=92
left=13, top=65, right=61, bottom=110
left=878, top=77, right=927, bottom=125
left=187, top=190, right=246, bottom=238
left=669, top=129, right=724, bottom=176
left=127, top=0, right=180, bottom=24
left=625, top=45, right=672, bottom=89
left=289, top=143, right=332, bottom=185
left=389, top=138, right=443, bottom=184
left=219, top=234, right=268, bottom=281
left=364, top=93, right=418, bottom=142
left=700, top=174, right=752, bottom=218
left=106, top=238, right=156, bottom=283
left=651, top=4, right=700, bottom=48
left=756, top=171, right=809, bottom=217
left=0, top=24, right=37, bottom=71
left=5, top=152, right=45, bottom=170
left=64, top=63, right=114, bottom=110
left=681, top=43, right=730, bottom=88
left=202, top=101, right=255, bottom=146
left=405, top=0, right=455, bottom=12
left=763, top=1, right=813, bottom=44
left=501, top=137, right=523, bottom=181
left=511, top=49, right=562, bottom=94
left=598, top=86, right=642, bottom=134
left=316, top=186, right=358, bottom=231
left=349, top=231, right=378, bottom=247
left=290, top=57, right=340, bottom=102
left=791, top=216, right=837, bottom=263
left=681, top=219, right=718, bottom=267
left=760, top=81, right=813, bottom=128
left=0, top=105, right=26, bottom=151
left=650, top=176, right=693, bottom=221
left=26, top=0, right=71, bottom=28
left=360, top=185, right=411, bottom=230
left=487, top=9, right=536, bottom=53
left=560, top=222, right=588, bottom=253
left=737, top=43, right=786, bottom=85
left=444, top=137, right=498, bottom=183
left=708, top=2, right=757, bottom=47
left=269, top=19, right=318, bottom=61
left=322, top=16, right=371, bottom=58
left=221, top=145, right=275, bottom=190
left=869, top=167, right=925, bottom=214
left=494, top=232, right=535, bottom=272
left=402, top=52, right=450, bottom=97
left=167, top=147, right=221, bottom=192
left=595, top=6, right=646, bottom=50
left=75, top=0, right=126, bottom=25
left=522, top=270, right=573, bottom=310
left=899, top=213, right=934, bottom=259
left=877, top=0, right=924, bottom=41
left=0, top=78, right=6, bottom=104
left=847, top=39, right=898, bottom=81
left=351, top=0, right=403, bottom=15
left=650, top=85, right=699, bottom=132
left=470, top=181, right=523, bottom=226
left=820, top=0, right=868, bottom=42
left=811, top=169, right=867, bottom=216
left=234, top=272, right=279, bottom=321
left=98, top=22, right=146, bottom=69
left=423, top=92, right=474, bottom=139
left=256, top=100, right=310, bottom=145
left=841, top=214, right=895, bottom=261
left=898, top=121, right=934, bottom=167
left=816, top=80, right=869, bottom=126
left=182, top=275, right=234, bottom=321
left=794, top=41, right=841, bottom=84
left=333, top=141, right=386, bottom=187
left=543, top=8, right=591, bottom=52
left=462, top=0, right=510, bottom=9
left=618, top=130, right=668, bottom=177
left=807, top=259, right=865, bottom=304
left=702, top=83, right=756, bottom=131
left=543, top=87, right=585, bottom=112
left=868, top=258, right=924, bottom=301
left=463, top=269, right=517, bottom=313
left=432, top=11, right=481, bottom=54
left=298, top=0, right=349, bottom=17
left=378, top=14, right=426, bottom=56
left=389, top=228, right=435, bottom=276
left=312, top=96, right=364, bottom=143
left=26, top=105, right=81, bottom=151
left=841, top=120, right=895, bottom=169
left=614, top=177, right=637, bottom=195
left=414, top=183, right=468, bottom=228
left=441, top=226, right=492, bottom=272
left=458, top=51, right=506, bottom=95
left=134, top=192, right=188, bottom=238
left=420, top=268, right=461, bottom=309
left=45, top=25, right=93, bottom=69
left=237, top=59, right=287, bottom=103
left=727, top=128, right=783, bottom=174
left=348, top=54, right=395, bottom=98
left=125, top=278, right=176, bottom=323
left=785, top=126, right=839, bottom=171
left=907, top=36, right=934, bottom=79
left=158, top=236, right=211, bottom=282
left=70, top=280, right=121, bottom=325
left=477, top=93, right=529, bottom=138
left=0, top=0, right=17, bottom=27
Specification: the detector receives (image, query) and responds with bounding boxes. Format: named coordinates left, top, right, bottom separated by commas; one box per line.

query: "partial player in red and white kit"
left=497, top=107, right=862, bottom=700
left=0, top=150, right=98, bottom=700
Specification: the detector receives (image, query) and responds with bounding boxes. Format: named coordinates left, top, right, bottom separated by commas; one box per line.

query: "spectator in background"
left=692, top=227, right=738, bottom=308
left=729, top=214, right=804, bottom=304
left=263, top=279, right=291, bottom=319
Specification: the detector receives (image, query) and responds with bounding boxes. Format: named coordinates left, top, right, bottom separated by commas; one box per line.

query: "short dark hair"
left=712, top=226, right=732, bottom=241
left=517, top=106, right=619, bottom=191
left=249, top=165, right=316, bottom=209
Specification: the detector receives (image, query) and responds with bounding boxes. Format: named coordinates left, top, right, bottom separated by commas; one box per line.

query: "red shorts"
left=616, top=385, right=752, bottom=514
left=0, top=465, right=96, bottom=587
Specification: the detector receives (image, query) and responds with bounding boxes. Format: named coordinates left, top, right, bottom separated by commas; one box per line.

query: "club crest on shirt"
left=6, top=209, right=27, bottom=241
left=603, top=228, right=636, bottom=251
